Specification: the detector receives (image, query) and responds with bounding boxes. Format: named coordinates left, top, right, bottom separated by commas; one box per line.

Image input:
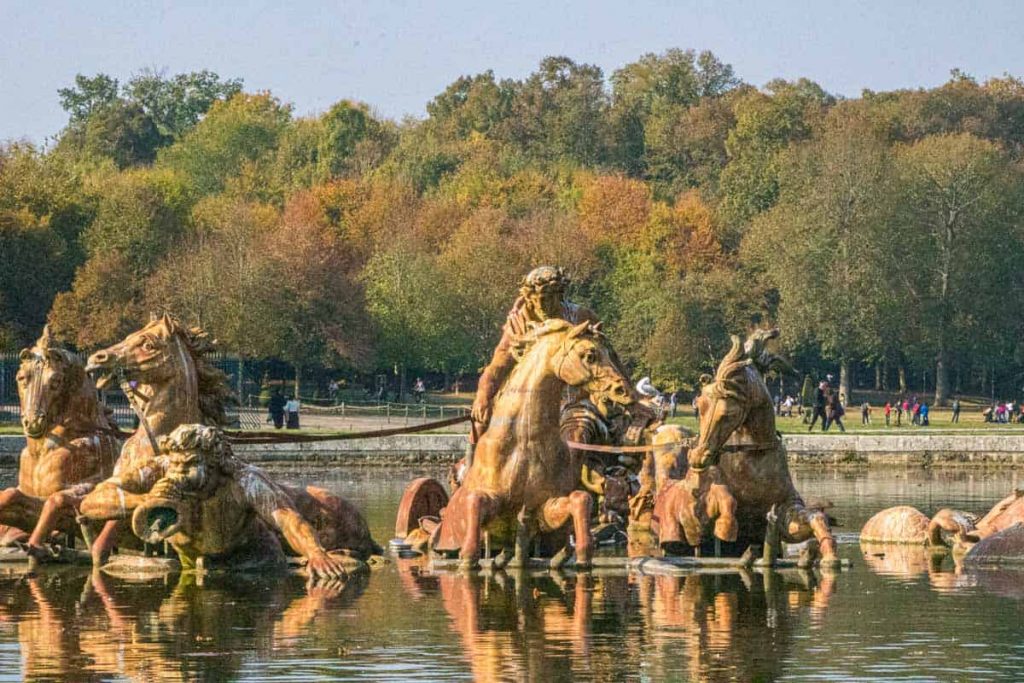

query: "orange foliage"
left=672, top=190, right=722, bottom=271
left=577, top=175, right=651, bottom=246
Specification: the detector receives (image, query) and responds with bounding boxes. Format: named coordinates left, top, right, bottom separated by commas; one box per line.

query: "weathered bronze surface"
left=649, top=330, right=838, bottom=566
left=28, top=314, right=232, bottom=564
left=864, top=490, right=1024, bottom=557
left=0, top=327, right=119, bottom=546
left=433, top=318, right=634, bottom=568
left=128, top=424, right=379, bottom=578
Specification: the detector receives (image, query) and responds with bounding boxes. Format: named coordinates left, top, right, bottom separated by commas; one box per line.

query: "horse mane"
left=708, top=335, right=751, bottom=400
left=509, top=318, right=601, bottom=360
left=159, top=315, right=236, bottom=427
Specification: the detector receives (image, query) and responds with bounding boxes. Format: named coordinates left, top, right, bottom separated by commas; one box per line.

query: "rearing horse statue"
left=0, top=327, right=120, bottom=544
left=433, top=319, right=634, bottom=569
left=683, top=330, right=839, bottom=567
left=26, top=314, right=233, bottom=564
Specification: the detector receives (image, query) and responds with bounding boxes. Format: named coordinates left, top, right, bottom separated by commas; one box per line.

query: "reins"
left=224, top=414, right=472, bottom=444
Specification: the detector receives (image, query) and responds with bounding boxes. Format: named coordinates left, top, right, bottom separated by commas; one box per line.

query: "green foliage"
left=58, top=74, right=121, bottom=124
left=4, top=52, right=1024, bottom=402
left=158, top=93, right=291, bottom=195
left=123, top=69, right=243, bottom=138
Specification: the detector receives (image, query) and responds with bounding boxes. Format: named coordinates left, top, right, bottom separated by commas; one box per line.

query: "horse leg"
left=508, top=506, right=533, bottom=569
left=782, top=501, right=839, bottom=568
left=90, top=520, right=124, bottom=567
left=928, top=509, right=978, bottom=546
left=540, top=490, right=593, bottom=569
left=458, top=491, right=493, bottom=570
left=26, top=491, right=81, bottom=550
left=708, top=483, right=738, bottom=543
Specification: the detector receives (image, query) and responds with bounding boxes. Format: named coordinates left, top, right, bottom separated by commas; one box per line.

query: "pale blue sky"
left=2, top=0, right=1022, bottom=143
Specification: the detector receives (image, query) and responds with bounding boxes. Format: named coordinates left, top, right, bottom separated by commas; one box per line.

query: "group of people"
left=267, top=389, right=301, bottom=429
left=983, top=400, right=1024, bottom=423
left=878, top=397, right=933, bottom=427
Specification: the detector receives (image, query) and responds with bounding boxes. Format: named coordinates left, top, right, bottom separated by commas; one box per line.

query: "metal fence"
left=0, top=351, right=255, bottom=429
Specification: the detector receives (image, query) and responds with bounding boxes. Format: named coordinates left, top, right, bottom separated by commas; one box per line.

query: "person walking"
left=951, top=396, right=961, bottom=423
left=808, top=381, right=830, bottom=431
left=669, top=391, right=678, bottom=418
left=268, top=389, right=286, bottom=430
left=285, top=395, right=301, bottom=429
left=826, top=390, right=846, bottom=433
left=861, top=401, right=871, bottom=425
left=884, top=401, right=892, bottom=427
left=919, top=402, right=930, bottom=426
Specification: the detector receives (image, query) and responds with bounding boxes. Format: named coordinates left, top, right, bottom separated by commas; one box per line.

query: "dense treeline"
left=3, top=54, right=1024, bottom=404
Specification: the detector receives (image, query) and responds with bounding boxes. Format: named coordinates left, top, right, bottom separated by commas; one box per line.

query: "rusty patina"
left=652, top=330, right=839, bottom=566
left=128, top=424, right=380, bottom=578
left=0, top=327, right=120, bottom=546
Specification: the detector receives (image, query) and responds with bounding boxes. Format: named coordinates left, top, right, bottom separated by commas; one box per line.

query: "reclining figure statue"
left=119, top=424, right=380, bottom=578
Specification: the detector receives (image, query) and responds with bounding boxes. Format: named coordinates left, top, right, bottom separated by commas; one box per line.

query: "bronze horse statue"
left=664, top=329, right=839, bottom=566
left=0, top=327, right=119, bottom=546
left=25, top=314, right=233, bottom=564
left=422, top=319, right=634, bottom=569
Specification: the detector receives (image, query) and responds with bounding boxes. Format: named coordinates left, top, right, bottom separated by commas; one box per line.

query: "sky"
left=2, top=0, right=1023, bottom=144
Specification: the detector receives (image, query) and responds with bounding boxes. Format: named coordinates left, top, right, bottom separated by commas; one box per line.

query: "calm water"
left=1, top=465, right=1024, bottom=682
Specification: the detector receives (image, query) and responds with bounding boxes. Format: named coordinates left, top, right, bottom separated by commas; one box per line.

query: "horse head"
left=16, top=326, right=86, bottom=438
left=86, top=313, right=231, bottom=427
left=546, top=320, right=634, bottom=412
left=688, top=332, right=776, bottom=471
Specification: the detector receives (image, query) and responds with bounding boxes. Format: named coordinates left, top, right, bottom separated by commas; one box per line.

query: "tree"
left=58, top=74, right=120, bottom=124
left=123, top=69, right=243, bottom=138
left=608, top=49, right=740, bottom=175
left=719, top=79, right=834, bottom=242
left=892, top=133, right=1024, bottom=405
left=158, top=93, right=291, bottom=195
left=741, top=106, right=896, bottom=402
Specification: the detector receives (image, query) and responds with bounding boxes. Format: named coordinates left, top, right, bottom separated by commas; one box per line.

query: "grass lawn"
left=666, top=404, right=1023, bottom=434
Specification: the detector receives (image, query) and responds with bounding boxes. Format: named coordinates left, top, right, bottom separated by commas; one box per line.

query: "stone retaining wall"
left=2, top=433, right=1024, bottom=467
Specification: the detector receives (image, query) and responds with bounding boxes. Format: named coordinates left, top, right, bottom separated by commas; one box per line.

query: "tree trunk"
left=898, top=365, right=907, bottom=395
left=293, top=364, right=301, bottom=398
left=934, top=349, right=950, bottom=406
left=874, top=364, right=882, bottom=391
left=839, top=360, right=851, bottom=406
left=881, top=358, right=889, bottom=392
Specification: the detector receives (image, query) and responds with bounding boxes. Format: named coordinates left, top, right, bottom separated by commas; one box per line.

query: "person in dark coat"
left=268, top=389, right=286, bottom=429
left=808, top=381, right=830, bottom=431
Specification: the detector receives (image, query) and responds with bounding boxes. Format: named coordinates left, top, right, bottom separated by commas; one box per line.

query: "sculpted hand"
left=306, top=550, right=348, bottom=581
left=471, top=399, right=492, bottom=427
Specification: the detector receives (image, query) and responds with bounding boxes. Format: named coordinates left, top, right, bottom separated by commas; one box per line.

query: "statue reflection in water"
left=397, top=562, right=836, bottom=682
left=0, top=569, right=365, bottom=681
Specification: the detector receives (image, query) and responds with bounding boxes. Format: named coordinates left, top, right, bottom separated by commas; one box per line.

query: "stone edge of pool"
left=3, top=433, right=1024, bottom=467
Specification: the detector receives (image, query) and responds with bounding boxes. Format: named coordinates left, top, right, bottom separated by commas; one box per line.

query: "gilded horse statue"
left=430, top=319, right=634, bottom=569
left=25, top=314, right=233, bottom=564
left=665, top=329, right=839, bottom=566
left=0, top=327, right=119, bottom=545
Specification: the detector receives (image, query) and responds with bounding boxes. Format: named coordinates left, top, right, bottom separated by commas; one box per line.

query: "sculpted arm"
left=238, top=467, right=347, bottom=579
left=79, top=460, right=162, bottom=521
left=472, top=320, right=520, bottom=427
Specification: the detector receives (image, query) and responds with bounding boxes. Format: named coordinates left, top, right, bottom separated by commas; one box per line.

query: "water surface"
left=1, top=465, right=1023, bottom=682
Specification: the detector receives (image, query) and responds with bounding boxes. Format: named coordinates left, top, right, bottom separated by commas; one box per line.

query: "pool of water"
left=1, top=465, right=1023, bottom=682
